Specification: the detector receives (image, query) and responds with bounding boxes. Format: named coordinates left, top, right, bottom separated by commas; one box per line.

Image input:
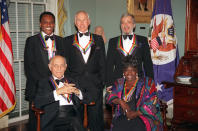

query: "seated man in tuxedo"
left=24, top=11, right=65, bottom=131
left=34, top=55, right=84, bottom=131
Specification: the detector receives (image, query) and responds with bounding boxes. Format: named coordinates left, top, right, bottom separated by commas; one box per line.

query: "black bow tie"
left=55, top=78, right=65, bottom=85
left=123, top=35, right=133, bottom=40
left=79, top=32, right=90, bottom=37
left=45, top=35, right=54, bottom=41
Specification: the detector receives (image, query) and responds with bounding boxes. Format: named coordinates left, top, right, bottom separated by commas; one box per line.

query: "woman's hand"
left=106, top=86, right=112, bottom=93
left=112, top=99, right=130, bottom=112
left=126, top=110, right=142, bottom=120
left=120, top=100, right=141, bottom=120
left=119, top=100, right=131, bottom=113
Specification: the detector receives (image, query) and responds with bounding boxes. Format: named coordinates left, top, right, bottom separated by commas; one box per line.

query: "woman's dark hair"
left=122, top=55, right=138, bottom=71
left=40, top=11, right=55, bottom=23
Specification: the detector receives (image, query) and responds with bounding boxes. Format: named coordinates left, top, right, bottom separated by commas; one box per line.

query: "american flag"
left=0, top=0, right=16, bottom=118
left=150, top=38, right=159, bottom=50
left=150, top=36, right=162, bottom=50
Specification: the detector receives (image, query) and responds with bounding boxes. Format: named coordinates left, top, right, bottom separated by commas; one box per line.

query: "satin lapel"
left=48, top=77, right=56, bottom=90
left=38, top=34, right=49, bottom=67
left=72, top=34, right=86, bottom=64
left=53, top=35, right=58, bottom=55
left=116, top=36, right=125, bottom=57
left=132, top=35, right=138, bottom=56
left=87, top=34, right=96, bottom=63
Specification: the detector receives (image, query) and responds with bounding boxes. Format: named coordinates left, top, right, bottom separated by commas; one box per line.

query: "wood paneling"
left=185, top=0, right=198, bottom=54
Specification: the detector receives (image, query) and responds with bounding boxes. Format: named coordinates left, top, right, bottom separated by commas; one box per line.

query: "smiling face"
left=40, top=14, right=55, bottom=35
left=49, top=56, right=67, bottom=79
left=123, top=66, right=137, bottom=82
left=121, top=16, right=135, bottom=35
left=75, top=11, right=90, bottom=33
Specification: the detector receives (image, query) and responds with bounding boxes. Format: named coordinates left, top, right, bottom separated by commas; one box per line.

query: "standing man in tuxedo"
left=106, top=13, right=153, bottom=87
left=64, top=11, right=106, bottom=131
left=34, top=55, right=84, bottom=131
left=94, top=26, right=107, bottom=44
left=24, top=11, right=64, bottom=131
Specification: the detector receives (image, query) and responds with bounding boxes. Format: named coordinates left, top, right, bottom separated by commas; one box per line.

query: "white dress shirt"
left=122, top=33, right=134, bottom=54
left=78, top=31, right=91, bottom=63
left=52, top=76, right=83, bottom=106
left=41, top=31, right=54, bottom=60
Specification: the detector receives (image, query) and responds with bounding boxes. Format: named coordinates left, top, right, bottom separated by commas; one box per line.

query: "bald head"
left=94, top=26, right=104, bottom=36
left=48, top=56, right=67, bottom=79
left=75, top=10, right=90, bottom=33
left=75, top=11, right=89, bottom=19
left=94, top=26, right=107, bottom=43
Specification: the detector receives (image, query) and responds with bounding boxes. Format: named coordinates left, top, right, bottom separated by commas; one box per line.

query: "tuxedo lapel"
left=87, top=34, right=96, bottom=63
left=54, top=35, right=58, bottom=55
left=72, top=34, right=84, bottom=63
left=116, top=36, right=125, bottom=56
left=48, top=77, right=56, bottom=90
left=131, top=35, right=139, bottom=56
left=76, top=49, right=85, bottom=64
left=37, top=34, right=49, bottom=67
left=54, top=35, right=63, bottom=56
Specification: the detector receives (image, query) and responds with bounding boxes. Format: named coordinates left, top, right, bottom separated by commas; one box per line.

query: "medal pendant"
left=83, top=49, right=86, bottom=54
left=44, top=47, right=49, bottom=50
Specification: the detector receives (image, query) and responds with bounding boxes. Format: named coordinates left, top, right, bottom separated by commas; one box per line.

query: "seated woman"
left=106, top=55, right=163, bottom=131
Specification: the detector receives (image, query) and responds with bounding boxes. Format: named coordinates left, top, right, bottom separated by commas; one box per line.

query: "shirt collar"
left=41, top=31, right=54, bottom=37
left=52, top=75, right=64, bottom=80
left=78, top=30, right=89, bottom=34
left=122, top=32, right=134, bottom=36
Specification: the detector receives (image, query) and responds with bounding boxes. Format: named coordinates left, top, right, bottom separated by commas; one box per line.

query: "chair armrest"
left=31, top=102, right=44, bottom=131
left=31, top=103, right=44, bottom=115
left=82, top=101, right=95, bottom=128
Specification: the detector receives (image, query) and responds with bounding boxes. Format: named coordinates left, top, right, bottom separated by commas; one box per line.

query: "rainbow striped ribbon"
left=72, top=34, right=95, bottom=54
left=117, top=35, right=137, bottom=56
left=39, top=33, right=56, bottom=59
left=123, top=79, right=138, bottom=102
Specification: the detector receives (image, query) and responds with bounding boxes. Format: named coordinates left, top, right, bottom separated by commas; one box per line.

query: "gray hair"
left=74, top=10, right=90, bottom=21
left=120, top=13, right=136, bottom=25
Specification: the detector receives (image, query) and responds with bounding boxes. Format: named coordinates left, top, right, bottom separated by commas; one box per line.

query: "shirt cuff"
left=77, top=90, right=83, bottom=100
left=53, top=90, right=59, bottom=101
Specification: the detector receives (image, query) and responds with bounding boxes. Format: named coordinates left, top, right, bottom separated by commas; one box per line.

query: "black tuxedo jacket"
left=64, top=34, right=106, bottom=103
left=24, top=33, right=64, bottom=102
left=34, top=76, right=82, bottom=131
left=106, top=35, right=154, bottom=86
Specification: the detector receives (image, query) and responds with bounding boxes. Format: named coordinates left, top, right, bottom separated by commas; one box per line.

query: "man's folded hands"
left=56, top=83, right=80, bottom=95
